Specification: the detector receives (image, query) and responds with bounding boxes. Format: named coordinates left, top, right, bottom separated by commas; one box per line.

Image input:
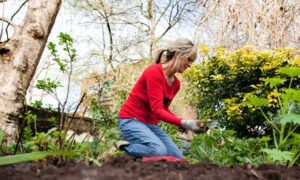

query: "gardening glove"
left=180, top=119, right=207, bottom=133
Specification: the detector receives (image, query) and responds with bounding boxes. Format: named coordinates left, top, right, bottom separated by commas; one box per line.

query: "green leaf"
left=261, top=149, right=294, bottom=162
left=261, top=77, right=286, bottom=88
left=35, top=78, right=62, bottom=93
left=277, top=67, right=300, bottom=77
left=31, top=100, right=43, bottom=108
left=259, top=136, right=271, bottom=142
left=242, top=96, right=269, bottom=107
left=284, top=89, right=300, bottom=103
left=281, top=113, right=300, bottom=124
left=0, top=151, right=75, bottom=166
left=47, top=42, right=57, bottom=53
left=289, top=133, right=300, bottom=144
left=58, top=32, right=73, bottom=44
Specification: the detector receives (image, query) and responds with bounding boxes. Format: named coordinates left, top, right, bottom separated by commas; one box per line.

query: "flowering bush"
left=184, top=46, right=300, bottom=137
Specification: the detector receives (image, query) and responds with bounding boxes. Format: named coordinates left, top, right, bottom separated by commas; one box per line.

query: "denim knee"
left=148, top=142, right=168, bottom=156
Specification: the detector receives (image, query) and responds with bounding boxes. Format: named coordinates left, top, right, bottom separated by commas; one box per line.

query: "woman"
left=118, top=38, right=203, bottom=159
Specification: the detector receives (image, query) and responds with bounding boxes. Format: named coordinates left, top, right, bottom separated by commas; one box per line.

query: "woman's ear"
left=173, top=51, right=179, bottom=59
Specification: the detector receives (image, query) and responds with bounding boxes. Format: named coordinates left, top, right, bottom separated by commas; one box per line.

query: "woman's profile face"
left=177, top=53, right=196, bottom=73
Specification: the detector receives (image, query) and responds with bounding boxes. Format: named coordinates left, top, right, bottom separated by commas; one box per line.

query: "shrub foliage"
left=184, top=46, right=300, bottom=137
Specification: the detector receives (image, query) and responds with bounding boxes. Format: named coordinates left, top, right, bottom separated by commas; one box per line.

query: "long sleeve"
left=145, top=70, right=182, bottom=126
left=119, top=64, right=182, bottom=126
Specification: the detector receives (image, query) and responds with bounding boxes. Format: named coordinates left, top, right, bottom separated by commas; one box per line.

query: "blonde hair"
left=154, top=38, right=197, bottom=71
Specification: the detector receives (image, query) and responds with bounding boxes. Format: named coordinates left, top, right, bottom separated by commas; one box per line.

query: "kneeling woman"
left=118, top=38, right=202, bottom=158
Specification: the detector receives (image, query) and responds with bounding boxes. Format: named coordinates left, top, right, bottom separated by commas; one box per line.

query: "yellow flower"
left=292, top=55, right=300, bottom=67
left=216, top=55, right=227, bottom=62
left=228, top=105, right=239, bottom=111
left=244, top=60, right=253, bottom=66
left=260, top=64, right=274, bottom=71
left=198, top=43, right=210, bottom=55
left=211, top=74, right=224, bottom=81
left=228, top=52, right=236, bottom=58
left=216, top=45, right=225, bottom=52
left=267, top=90, right=279, bottom=107
left=226, top=104, right=242, bottom=118
left=259, top=50, right=271, bottom=59
left=223, top=97, right=238, bottom=104
left=260, top=59, right=282, bottom=72
left=228, top=62, right=237, bottom=70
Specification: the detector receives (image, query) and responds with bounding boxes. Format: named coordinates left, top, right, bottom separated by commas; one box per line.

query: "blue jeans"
left=118, top=118, right=184, bottom=158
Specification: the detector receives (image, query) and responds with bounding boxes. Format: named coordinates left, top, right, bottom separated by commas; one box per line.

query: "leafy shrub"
left=186, top=128, right=265, bottom=166
left=87, top=98, right=121, bottom=160
left=184, top=46, right=300, bottom=137
left=242, top=67, right=300, bottom=167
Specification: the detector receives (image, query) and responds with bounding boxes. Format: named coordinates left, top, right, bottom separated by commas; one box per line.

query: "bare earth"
left=0, top=155, right=299, bottom=180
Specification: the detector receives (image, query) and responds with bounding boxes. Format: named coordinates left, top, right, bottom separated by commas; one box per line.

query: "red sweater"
left=119, top=64, right=182, bottom=126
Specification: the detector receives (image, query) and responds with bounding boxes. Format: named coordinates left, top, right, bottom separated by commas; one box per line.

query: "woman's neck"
left=162, top=61, right=176, bottom=78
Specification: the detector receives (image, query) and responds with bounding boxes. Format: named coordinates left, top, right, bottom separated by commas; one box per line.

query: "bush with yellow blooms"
left=184, top=45, right=300, bottom=137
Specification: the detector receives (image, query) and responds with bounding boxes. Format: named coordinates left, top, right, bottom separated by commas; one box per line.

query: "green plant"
left=117, top=89, right=129, bottom=109
left=0, top=130, right=5, bottom=155
left=22, top=111, right=37, bottom=141
left=31, top=100, right=43, bottom=108
left=186, top=127, right=265, bottom=166
left=242, top=66, right=300, bottom=167
left=88, top=98, right=117, bottom=130
left=0, top=33, right=102, bottom=166
left=0, top=151, right=75, bottom=166
left=184, top=46, right=299, bottom=137
left=35, top=78, right=62, bottom=94
left=34, top=32, right=79, bottom=152
left=87, top=98, right=120, bottom=160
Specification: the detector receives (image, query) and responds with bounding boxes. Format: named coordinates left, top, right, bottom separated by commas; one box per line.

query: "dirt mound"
left=0, top=155, right=299, bottom=180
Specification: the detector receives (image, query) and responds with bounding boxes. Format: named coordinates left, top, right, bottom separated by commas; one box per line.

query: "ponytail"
left=154, top=49, right=166, bottom=64
left=154, top=49, right=176, bottom=64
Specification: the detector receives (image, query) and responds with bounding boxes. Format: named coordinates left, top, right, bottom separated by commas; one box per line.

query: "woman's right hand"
left=180, top=119, right=207, bottom=133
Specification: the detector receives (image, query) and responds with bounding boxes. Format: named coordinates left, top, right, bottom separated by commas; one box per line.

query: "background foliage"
left=184, top=46, right=300, bottom=137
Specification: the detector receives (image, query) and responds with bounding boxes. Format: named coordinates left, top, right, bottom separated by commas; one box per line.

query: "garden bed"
left=0, top=155, right=299, bottom=180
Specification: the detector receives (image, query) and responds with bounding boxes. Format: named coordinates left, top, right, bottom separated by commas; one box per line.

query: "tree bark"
left=0, top=0, right=61, bottom=143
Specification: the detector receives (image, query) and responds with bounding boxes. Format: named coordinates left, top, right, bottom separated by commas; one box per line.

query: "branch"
left=113, top=17, right=150, bottom=29
left=157, top=25, right=171, bottom=41
left=154, top=0, right=172, bottom=27
left=0, top=17, right=16, bottom=27
left=0, top=2, right=4, bottom=41
left=194, top=0, right=220, bottom=36
left=86, top=0, right=105, bottom=18
left=10, top=0, right=29, bottom=21
left=138, top=1, right=147, bottom=19
left=158, top=1, right=197, bottom=40
left=5, top=0, right=28, bottom=40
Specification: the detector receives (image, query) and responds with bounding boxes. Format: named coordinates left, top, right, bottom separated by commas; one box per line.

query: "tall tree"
left=195, top=0, right=300, bottom=49
left=138, top=0, right=198, bottom=58
left=69, top=0, right=198, bottom=68
left=0, top=0, right=61, bottom=143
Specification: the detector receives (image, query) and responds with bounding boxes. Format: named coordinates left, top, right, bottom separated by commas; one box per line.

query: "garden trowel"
left=179, top=119, right=219, bottom=134
left=195, top=119, right=219, bottom=134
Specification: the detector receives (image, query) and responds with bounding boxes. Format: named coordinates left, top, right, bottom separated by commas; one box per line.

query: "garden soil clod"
left=0, top=155, right=299, bottom=180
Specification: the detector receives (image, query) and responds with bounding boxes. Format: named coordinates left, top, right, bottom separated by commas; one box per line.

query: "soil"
left=0, top=155, right=299, bottom=180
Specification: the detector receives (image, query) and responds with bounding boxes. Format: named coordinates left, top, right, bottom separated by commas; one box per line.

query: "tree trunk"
left=0, top=0, right=61, bottom=143
left=148, top=0, right=156, bottom=59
